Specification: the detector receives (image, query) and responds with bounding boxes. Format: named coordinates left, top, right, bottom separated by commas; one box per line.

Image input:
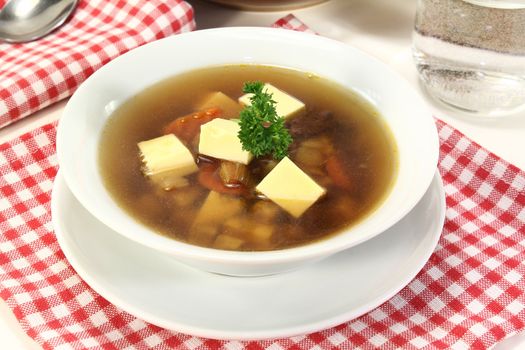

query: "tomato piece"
left=163, top=107, right=223, bottom=144
left=325, top=155, right=353, bottom=191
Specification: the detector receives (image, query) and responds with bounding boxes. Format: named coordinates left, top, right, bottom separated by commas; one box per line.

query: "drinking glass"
left=413, top=0, right=525, bottom=116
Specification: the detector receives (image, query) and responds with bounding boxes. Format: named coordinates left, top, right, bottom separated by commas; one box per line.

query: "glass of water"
left=413, top=0, right=525, bottom=117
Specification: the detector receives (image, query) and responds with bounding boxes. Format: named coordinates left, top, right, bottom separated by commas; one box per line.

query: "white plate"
left=51, top=172, right=445, bottom=340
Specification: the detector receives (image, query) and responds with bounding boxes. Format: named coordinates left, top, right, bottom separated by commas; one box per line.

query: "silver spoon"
left=0, top=0, right=78, bottom=43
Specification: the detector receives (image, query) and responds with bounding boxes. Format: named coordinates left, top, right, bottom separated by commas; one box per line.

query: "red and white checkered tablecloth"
left=0, top=0, right=195, bottom=129
left=1, top=14, right=525, bottom=350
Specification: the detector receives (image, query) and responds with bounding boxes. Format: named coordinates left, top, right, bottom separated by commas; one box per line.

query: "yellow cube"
left=193, top=191, right=245, bottom=226
left=239, top=83, right=305, bottom=120
left=256, top=157, right=326, bottom=217
left=199, top=118, right=253, bottom=164
left=138, top=134, right=197, bottom=179
left=196, top=91, right=242, bottom=119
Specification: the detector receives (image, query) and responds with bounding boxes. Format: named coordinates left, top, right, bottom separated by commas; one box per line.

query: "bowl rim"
left=56, top=26, right=439, bottom=265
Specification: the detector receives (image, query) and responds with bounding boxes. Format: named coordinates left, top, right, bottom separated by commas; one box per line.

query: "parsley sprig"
left=238, top=82, right=292, bottom=160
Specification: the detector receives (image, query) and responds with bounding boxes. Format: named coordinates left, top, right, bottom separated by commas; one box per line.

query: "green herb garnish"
left=238, top=81, right=292, bottom=160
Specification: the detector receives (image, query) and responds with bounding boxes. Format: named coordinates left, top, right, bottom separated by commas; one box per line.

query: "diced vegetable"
left=223, top=216, right=246, bottom=232
left=300, top=136, right=334, bottom=153
left=213, top=234, right=244, bottom=250
left=293, top=137, right=332, bottom=167
left=251, top=200, right=280, bottom=223
left=325, top=155, right=353, bottom=191
left=137, top=134, right=197, bottom=190
left=190, top=191, right=245, bottom=244
left=219, top=160, right=248, bottom=186
left=198, top=162, right=245, bottom=196
left=196, top=92, right=242, bottom=119
left=190, top=225, right=218, bottom=246
left=163, top=107, right=223, bottom=146
left=251, top=224, right=273, bottom=243
left=192, top=191, right=245, bottom=228
left=295, top=146, right=324, bottom=166
left=222, top=216, right=273, bottom=248
left=292, top=136, right=335, bottom=188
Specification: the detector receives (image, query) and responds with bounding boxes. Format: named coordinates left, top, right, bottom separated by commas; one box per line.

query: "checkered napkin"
left=0, top=0, right=195, bottom=129
left=1, top=15, right=525, bottom=350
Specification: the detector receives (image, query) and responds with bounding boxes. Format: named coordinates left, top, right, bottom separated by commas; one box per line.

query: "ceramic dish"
left=56, top=27, right=439, bottom=276
left=52, top=172, right=445, bottom=339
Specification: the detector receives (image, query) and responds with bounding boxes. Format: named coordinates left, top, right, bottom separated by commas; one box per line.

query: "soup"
left=99, top=65, right=397, bottom=251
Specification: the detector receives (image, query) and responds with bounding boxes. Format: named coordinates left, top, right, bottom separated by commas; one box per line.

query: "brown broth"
left=98, top=65, right=398, bottom=251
